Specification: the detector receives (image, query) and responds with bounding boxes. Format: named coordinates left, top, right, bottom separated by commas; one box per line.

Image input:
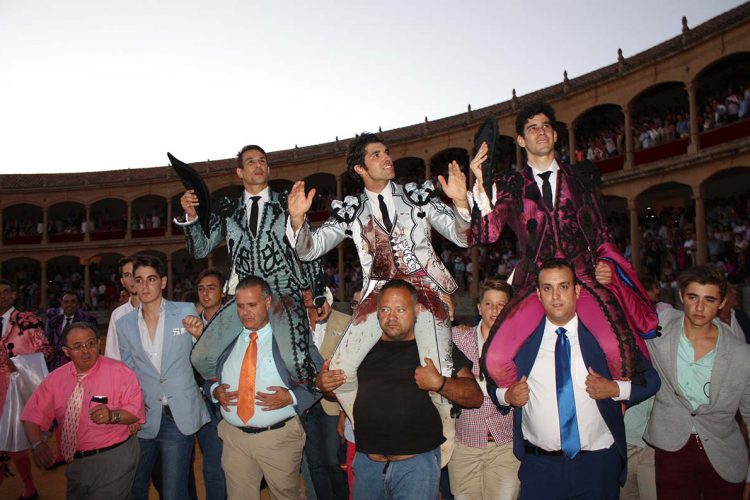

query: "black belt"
left=238, top=416, right=294, bottom=434
left=524, top=442, right=592, bottom=458
left=74, top=437, right=130, bottom=459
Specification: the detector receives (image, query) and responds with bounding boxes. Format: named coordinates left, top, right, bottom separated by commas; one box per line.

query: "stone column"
left=84, top=258, right=91, bottom=308
left=568, top=125, right=577, bottom=165
left=336, top=174, right=343, bottom=199
left=166, top=199, right=173, bottom=236
left=0, top=208, right=4, bottom=246
left=425, top=158, right=431, bottom=181
left=167, top=253, right=174, bottom=300
left=40, top=262, right=47, bottom=311
left=207, top=252, right=214, bottom=269
left=338, top=245, right=346, bottom=301
left=126, top=201, right=133, bottom=239
left=687, top=81, right=700, bottom=154
left=42, top=207, right=48, bottom=244
left=84, top=204, right=91, bottom=242
left=628, top=198, right=641, bottom=273
left=693, top=186, right=707, bottom=265
left=623, top=105, right=634, bottom=170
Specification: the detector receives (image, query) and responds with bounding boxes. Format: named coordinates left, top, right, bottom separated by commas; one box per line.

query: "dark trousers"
left=301, top=403, right=349, bottom=500
left=655, top=435, right=744, bottom=500
left=519, top=445, right=620, bottom=500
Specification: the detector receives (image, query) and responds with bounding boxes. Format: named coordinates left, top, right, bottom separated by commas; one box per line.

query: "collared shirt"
left=21, top=356, right=145, bottom=452
left=468, top=159, right=561, bottom=217
left=136, top=302, right=166, bottom=374
left=502, top=316, right=624, bottom=452
left=363, top=181, right=395, bottom=228
left=242, top=186, right=270, bottom=235
left=529, top=160, right=560, bottom=208
left=677, top=323, right=719, bottom=411
left=215, top=322, right=296, bottom=428
left=453, top=323, right=514, bottom=448
left=1, top=306, right=14, bottom=339
left=104, top=299, right=136, bottom=360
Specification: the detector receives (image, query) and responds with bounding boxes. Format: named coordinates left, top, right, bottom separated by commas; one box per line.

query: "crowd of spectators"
left=700, top=87, right=750, bottom=131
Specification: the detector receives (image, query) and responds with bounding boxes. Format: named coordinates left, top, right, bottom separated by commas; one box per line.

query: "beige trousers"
left=448, top=440, right=520, bottom=500
left=620, top=444, right=656, bottom=500
left=218, top=417, right=306, bottom=500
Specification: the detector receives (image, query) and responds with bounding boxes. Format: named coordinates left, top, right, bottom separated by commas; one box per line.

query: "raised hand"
left=288, top=181, right=316, bottom=231
left=182, top=315, right=204, bottom=339
left=438, top=162, right=469, bottom=209
left=180, top=189, right=199, bottom=221
left=469, top=141, right=489, bottom=194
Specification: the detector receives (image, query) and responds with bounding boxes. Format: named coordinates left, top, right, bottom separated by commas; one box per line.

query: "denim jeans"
left=130, top=411, right=195, bottom=500
left=196, top=402, right=227, bottom=500
left=301, top=403, right=349, bottom=500
left=353, top=448, right=441, bottom=500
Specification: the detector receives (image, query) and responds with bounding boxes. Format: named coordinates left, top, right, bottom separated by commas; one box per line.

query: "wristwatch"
left=112, top=411, right=121, bottom=425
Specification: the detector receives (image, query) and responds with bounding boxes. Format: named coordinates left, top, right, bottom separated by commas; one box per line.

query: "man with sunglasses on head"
left=22, top=322, right=145, bottom=499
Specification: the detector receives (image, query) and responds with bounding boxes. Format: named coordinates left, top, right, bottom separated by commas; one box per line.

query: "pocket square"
left=173, top=327, right=186, bottom=336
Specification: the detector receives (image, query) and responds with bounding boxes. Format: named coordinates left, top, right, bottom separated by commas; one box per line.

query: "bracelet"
left=31, top=440, right=45, bottom=451
left=436, top=376, right=447, bottom=393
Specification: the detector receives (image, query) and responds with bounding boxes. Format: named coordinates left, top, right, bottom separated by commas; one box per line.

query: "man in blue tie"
left=492, top=259, right=660, bottom=499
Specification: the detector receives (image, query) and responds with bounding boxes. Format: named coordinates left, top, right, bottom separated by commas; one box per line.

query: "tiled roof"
left=2, top=2, right=749, bottom=191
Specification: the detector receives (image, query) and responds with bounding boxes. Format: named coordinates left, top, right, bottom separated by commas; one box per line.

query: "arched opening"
left=132, top=195, right=167, bottom=238
left=47, top=256, right=85, bottom=308
left=629, top=82, right=690, bottom=165
left=3, top=204, right=43, bottom=245
left=603, top=195, right=629, bottom=248
left=553, top=122, right=570, bottom=165
left=211, top=185, right=243, bottom=203
left=701, top=166, right=750, bottom=278
left=304, top=173, right=336, bottom=223
left=91, top=198, right=127, bottom=240
left=393, top=157, right=426, bottom=185
left=268, top=179, right=294, bottom=194
left=48, top=201, right=86, bottom=243
left=574, top=104, right=625, bottom=173
left=1, top=257, right=41, bottom=311
left=635, top=182, right=694, bottom=279
left=696, top=52, right=750, bottom=148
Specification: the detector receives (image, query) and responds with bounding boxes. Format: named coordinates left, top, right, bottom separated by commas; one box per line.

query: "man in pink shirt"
left=22, top=322, right=145, bottom=499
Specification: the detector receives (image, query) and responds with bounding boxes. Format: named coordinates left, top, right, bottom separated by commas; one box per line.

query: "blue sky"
left=0, top=0, right=744, bottom=173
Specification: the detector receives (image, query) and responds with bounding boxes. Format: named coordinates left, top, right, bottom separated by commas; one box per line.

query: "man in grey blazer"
left=644, top=265, right=750, bottom=500
left=116, top=254, right=210, bottom=500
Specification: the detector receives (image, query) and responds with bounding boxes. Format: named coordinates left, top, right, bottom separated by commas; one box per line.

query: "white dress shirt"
left=497, top=315, right=631, bottom=452
left=242, top=186, right=270, bottom=233
left=213, top=322, right=297, bottom=427
left=468, top=159, right=561, bottom=217
left=104, top=299, right=136, bottom=360
left=363, top=182, right=395, bottom=228
left=136, top=302, right=166, bottom=374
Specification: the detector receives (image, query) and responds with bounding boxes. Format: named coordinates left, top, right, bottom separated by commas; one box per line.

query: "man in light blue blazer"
left=116, top=254, right=210, bottom=500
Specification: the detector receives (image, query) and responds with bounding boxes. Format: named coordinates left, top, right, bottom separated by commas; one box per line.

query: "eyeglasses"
left=65, top=339, right=98, bottom=352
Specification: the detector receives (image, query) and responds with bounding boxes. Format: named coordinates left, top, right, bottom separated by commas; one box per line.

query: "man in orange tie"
left=207, top=276, right=322, bottom=500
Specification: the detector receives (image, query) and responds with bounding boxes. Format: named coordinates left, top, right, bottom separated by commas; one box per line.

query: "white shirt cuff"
left=495, top=387, right=509, bottom=406
left=285, top=218, right=301, bottom=246
left=470, top=181, right=493, bottom=217
left=612, top=380, right=632, bottom=401
left=209, top=381, right=219, bottom=403
left=173, top=213, right=198, bottom=227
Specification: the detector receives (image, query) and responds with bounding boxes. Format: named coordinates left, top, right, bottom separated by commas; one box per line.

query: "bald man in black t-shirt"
left=316, top=279, right=482, bottom=500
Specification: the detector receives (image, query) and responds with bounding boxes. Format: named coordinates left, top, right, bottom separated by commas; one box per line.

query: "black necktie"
left=538, top=171, right=553, bottom=210
left=248, top=196, right=261, bottom=237
left=64, top=317, right=72, bottom=329
left=378, top=194, right=393, bottom=232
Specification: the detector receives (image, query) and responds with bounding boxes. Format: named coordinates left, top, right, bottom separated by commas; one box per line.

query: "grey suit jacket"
left=116, top=299, right=210, bottom=439
left=644, top=307, right=750, bottom=482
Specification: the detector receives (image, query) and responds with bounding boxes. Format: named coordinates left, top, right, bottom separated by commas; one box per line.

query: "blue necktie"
left=555, top=326, right=581, bottom=458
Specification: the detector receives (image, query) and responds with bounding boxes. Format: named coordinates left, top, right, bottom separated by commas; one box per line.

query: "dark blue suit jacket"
left=489, top=317, right=660, bottom=485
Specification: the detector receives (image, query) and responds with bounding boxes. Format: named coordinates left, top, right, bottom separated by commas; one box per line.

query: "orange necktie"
left=237, top=331, right=258, bottom=423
